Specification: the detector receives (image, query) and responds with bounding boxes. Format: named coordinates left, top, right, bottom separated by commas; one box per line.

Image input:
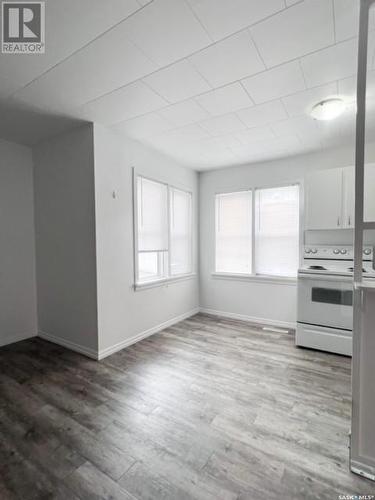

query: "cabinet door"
left=342, top=164, right=375, bottom=226
left=305, top=169, right=343, bottom=230
left=364, top=163, right=375, bottom=222
left=343, top=166, right=355, bottom=228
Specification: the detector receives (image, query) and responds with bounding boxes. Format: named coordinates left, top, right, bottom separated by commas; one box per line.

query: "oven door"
left=297, top=273, right=353, bottom=331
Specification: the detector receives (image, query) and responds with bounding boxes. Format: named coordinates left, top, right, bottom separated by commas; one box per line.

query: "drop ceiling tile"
left=195, top=82, right=253, bottom=116
left=156, top=123, right=210, bottom=144
left=333, top=0, right=359, bottom=42
left=282, top=82, right=338, bottom=117
left=185, top=0, right=284, bottom=41
left=199, top=113, right=247, bottom=135
left=13, top=25, right=158, bottom=112
left=250, top=0, right=334, bottom=67
left=237, top=100, right=288, bottom=128
left=79, top=81, right=168, bottom=125
left=0, top=0, right=144, bottom=98
left=159, top=99, right=210, bottom=127
left=111, top=112, right=173, bottom=139
left=122, top=0, right=211, bottom=66
left=143, top=60, right=211, bottom=103
left=241, top=61, right=306, bottom=103
left=300, top=38, right=358, bottom=88
left=196, top=136, right=241, bottom=153
left=189, top=31, right=265, bottom=88
left=271, top=115, right=320, bottom=139
left=234, top=126, right=275, bottom=145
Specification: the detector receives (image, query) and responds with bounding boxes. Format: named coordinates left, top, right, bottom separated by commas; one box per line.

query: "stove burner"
left=308, top=265, right=326, bottom=270
left=347, top=267, right=367, bottom=273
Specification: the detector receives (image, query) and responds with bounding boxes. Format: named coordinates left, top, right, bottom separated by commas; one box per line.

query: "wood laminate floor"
left=0, top=313, right=374, bottom=500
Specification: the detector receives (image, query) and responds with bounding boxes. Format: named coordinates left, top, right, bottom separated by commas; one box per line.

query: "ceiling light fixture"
left=310, top=98, right=346, bottom=121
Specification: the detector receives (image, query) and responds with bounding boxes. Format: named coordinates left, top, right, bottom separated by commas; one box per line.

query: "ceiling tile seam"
left=182, top=0, right=214, bottom=44
left=246, top=28, right=268, bottom=70
left=238, top=81, right=256, bottom=106
left=186, top=59, right=215, bottom=91
left=194, top=97, right=215, bottom=118
left=140, top=79, right=172, bottom=105
left=298, top=59, right=308, bottom=90
left=280, top=97, right=292, bottom=119
left=8, top=1, right=157, bottom=100
left=64, top=28, right=360, bottom=113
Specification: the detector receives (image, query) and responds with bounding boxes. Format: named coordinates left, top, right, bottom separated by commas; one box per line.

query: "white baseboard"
left=199, top=307, right=296, bottom=330
left=38, top=306, right=294, bottom=361
left=98, top=307, right=200, bottom=360
left=0, top=331, right=37, bottom=348
left=38, top=331, right=98, bottom=360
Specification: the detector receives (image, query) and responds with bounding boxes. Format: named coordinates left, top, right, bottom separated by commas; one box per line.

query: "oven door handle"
left=298, top=273, right=354, bottom=283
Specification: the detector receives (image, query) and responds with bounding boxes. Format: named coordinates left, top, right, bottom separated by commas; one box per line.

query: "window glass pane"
left=255, top=185, right=299, bottom=277
left=137, top=177, right=168, bottom=252
left=170, top=188, right=192, bottom=276
left=138, top=251, right=167, bottom=282
left=215, top=191, right=252, bottom=274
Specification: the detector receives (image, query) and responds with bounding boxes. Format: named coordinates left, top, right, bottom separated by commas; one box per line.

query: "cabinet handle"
left=337, top=216, right=340, bottom=227
left=348, top=215, right=351, bottom=227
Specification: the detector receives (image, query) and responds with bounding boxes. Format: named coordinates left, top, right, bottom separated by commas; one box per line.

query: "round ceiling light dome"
left=310, top=98, right=346, bottom=121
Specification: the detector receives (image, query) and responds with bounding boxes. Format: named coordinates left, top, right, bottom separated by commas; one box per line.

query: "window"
left=170, top=187, right=192, bottom=276
left=215, top=185, right=299, bottom=278
left=136, top=176, right=193, bottom=285
left=215, top=191, right=252, bottom=274
left=255, top=185, right=300, bottom=277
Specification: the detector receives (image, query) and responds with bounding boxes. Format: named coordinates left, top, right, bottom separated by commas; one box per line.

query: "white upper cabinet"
left=305, top=164, right=375, bottom=230
left=364, top=163, right=375, bottom=222
left=342, top=166, right=355, bottom=229
left=305, top=168, right=343, bottom=230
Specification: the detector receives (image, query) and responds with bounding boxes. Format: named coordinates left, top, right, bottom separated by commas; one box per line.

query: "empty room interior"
left=1, top=0, right=375, bottom=498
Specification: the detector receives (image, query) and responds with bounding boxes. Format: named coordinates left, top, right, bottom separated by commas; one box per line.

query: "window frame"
left=213, top=182, right=303, bottom=282
left=133, top=170, right=195, bottom=290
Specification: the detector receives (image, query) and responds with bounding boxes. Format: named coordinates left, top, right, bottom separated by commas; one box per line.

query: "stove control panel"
left=304, top=245, right=373, bottom=260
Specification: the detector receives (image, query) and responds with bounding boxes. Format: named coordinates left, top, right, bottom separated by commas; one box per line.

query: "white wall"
left=199, top=143, right=375, bottom=327
left=33, top=124, right=98, bottom=357
left=0, top=139, right=37, bottom=346
left=93, top=125, right=199, bottom=357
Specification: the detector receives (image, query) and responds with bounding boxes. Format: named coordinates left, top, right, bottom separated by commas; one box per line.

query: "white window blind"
left=255, top=185, right=299, bottom=277
left=215, top=191, right=252, bottom=274
left=136, top=175, right=193, bottom=285
left=170, top=188, right=192, bottom=276
left=137, top=177, right=168, bottom=252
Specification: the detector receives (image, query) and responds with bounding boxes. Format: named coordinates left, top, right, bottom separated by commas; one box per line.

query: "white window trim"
left=213, top=182, right=303, bottom=281
left=212, top=272, right=297, bottom=286
left=133, top=169, right=194, bottom=290
left=134, top=272, right=197, bottom=291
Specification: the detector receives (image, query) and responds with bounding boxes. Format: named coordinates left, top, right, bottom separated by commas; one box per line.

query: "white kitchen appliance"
left=296, top=245, right=375, bottom=356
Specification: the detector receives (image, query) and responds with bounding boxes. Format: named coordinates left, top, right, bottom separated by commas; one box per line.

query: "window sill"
left=134, top=273, right=197, bottom=291
left=211, top=272, right=297, bottom=286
